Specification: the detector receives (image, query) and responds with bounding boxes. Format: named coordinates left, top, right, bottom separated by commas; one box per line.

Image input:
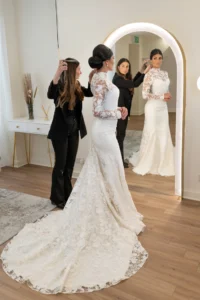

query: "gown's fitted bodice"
left=142, top=68, right=170, bottom=102
left=91, top=72, right=121, bottom=133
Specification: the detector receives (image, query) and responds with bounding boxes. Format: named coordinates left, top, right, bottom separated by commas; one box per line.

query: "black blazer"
left=112, top=72, right=145, bottom=108
left=47, top=80, right=93, bottom=140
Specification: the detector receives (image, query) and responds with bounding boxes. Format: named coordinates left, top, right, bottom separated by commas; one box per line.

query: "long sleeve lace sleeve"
left=93, top=76, right=121, bottom=119
left=142, top=72, right=164, bottom=100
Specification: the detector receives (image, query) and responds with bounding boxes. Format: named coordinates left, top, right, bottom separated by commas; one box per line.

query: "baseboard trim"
left=28, top=160, right=52, bottom=168
left=175, top=188, right=181, bottom=197
left=14, top=160, right=27, bottom=168
left=183, top=191, right=200, bottom=202
left=12, top=157, right=85, bottom=175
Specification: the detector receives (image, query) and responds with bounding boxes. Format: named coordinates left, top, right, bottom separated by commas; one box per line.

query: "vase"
left=27, top=103, right=34, bottom=120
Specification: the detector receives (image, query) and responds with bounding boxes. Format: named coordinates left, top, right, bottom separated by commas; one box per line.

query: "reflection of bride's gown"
left=129, top=68, right=175, bottom=176
left=1, top=72, right=148, bottom=295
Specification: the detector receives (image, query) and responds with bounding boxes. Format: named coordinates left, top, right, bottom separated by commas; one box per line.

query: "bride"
left=1, top=44, right=148, bottom=294
left=129, top=49, right=175, bottom=176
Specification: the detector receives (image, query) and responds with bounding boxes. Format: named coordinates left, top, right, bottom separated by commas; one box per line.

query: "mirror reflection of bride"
left=129, top=49, right=175, bottom=176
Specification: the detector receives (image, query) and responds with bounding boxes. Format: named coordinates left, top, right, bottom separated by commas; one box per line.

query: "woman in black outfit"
left=113, top=58, right=151, bottom=168
left=47, top=58, right=94, bottom=209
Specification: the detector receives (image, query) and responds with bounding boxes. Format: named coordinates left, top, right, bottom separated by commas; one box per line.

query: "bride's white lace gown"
left=129, top=68, right=175, bottom=176
left=1, top=72, right=148, bottom=294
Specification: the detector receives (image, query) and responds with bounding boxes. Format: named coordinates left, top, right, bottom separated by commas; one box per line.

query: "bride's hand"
left=164, top=93, right=171, bottom=101
left=120, top=107, right=128, bottom=120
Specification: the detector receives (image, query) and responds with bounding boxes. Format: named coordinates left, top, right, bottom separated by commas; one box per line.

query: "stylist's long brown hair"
left=58, top=58, right=84, bottom=110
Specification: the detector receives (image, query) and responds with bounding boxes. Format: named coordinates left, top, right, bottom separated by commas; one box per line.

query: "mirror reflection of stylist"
left=47, top=58, right=94, bottom=209
left=113, top=58, right=151, bottom=168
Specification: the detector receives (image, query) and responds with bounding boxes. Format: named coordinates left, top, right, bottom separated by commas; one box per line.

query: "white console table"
left=8, top=118, right=53, bottom=168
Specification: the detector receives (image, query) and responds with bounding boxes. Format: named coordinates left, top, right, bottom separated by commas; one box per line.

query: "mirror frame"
left=103, top=22, right=186, bottom=199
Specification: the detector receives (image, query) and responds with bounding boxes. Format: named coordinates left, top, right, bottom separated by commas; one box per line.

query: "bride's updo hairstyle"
left=150, top=49, right=163, bottom=59
left=88, top=44, right=113, bottom=70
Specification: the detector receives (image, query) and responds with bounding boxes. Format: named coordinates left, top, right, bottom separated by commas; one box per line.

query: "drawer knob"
left=37, top=128, right=40, bottom=130
left=16, top=126, right=19, bottom=128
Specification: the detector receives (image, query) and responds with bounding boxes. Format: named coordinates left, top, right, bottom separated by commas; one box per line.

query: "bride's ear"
left=105, top=60, right=109, bottom=68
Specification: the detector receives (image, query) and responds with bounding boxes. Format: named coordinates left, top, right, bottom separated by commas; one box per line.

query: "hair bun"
left=88, top=56, right=103, bottom=69
left=88, top=44, right=113, bottom=69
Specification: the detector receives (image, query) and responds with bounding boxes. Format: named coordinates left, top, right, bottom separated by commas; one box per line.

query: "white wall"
left=14, top=0, right=58, bottom=120
left=2, top=0, right=58, bottom=167
left=57, top=0, right=200, bottom=201
left=2, top=0, right=200, bottom=201
left=140, top=33, right=169, bottom=58
left=1, top=0, right=25, bottom=167
left=1, top=0, right=24, bottom=120
left=115, top=35, right=132, bottom=63
left=13, top=0, right=58, bottom=167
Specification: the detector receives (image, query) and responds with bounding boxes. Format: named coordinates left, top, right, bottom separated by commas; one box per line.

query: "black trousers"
left=50, top=130, right=79, bottom=206
left=128, top=101, right=132, bottom=117
left=116, top=116, right=128, bottom=164
left=128, top=104, right=131, bottom=117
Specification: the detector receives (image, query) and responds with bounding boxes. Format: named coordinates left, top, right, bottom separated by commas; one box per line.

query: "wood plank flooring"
left=1, top=113, right=200, bottom=300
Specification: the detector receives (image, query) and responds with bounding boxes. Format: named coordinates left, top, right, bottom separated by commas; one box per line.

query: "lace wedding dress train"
left=129, top=68, right=175, bottom=176
left=1, top=72, right=148, bottom=294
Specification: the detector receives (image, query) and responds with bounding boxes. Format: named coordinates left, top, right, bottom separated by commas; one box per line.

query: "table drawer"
left=8, top=121, right=28, bottom=133
left=27, top=123, right=50, bottom=135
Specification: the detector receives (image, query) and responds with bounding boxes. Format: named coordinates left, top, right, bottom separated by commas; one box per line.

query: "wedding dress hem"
left=1, top=239, right=148, bottom=294
left=132, top=168, right=175, bottom=177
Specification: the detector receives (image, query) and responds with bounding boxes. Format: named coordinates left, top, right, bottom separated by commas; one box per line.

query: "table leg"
left=24, top=133, right=29, bottom=164
left=47, top=139, right=53, bottom=168
left=28, top=134, right=31, bottom=164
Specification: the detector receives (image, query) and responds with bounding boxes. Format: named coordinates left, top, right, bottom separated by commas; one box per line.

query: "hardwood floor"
left=1, top=112, right=200, bottom=300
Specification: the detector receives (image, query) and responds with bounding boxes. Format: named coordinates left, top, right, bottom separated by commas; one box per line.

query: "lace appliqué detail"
left=143, top=69, right=169, bottom=101
left=91, top=72, right=121, bottom=119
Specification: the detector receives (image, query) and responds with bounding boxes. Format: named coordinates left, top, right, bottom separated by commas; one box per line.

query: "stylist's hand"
left=143, top=64, right=152, bottom=74
left=89, top=69, right=97, bottom=83
left=164, top=93, right=171, bottom=102
left=140, top=59, right=150, bottom=73
left=53, top=60, right=68, bottom=84
left=119, top=107, right=128, bottom=120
